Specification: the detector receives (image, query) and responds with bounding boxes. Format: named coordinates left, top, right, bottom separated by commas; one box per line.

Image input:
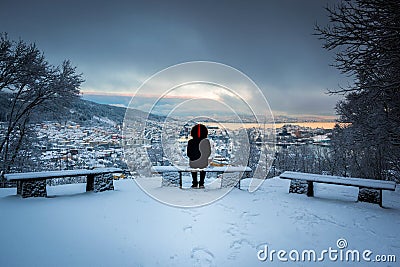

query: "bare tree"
left=315, top=0, right=400, bottom=182
left=0, top=33, right=84, bottom=174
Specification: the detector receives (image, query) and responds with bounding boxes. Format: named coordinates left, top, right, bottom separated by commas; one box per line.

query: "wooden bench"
left=151, top=166, right=252, bottom=189
left=280, top=171, right=397, bottom=207
left=4, top=167, right=123, bottom=198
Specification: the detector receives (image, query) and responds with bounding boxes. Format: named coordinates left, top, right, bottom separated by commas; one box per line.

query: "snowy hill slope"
left=0, top=92, right=165, bottom=125
left=0, top=177, right=398, bottom=266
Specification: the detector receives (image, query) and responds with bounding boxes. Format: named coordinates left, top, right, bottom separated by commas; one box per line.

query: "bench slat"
left=280, top=171, right=396, bottom=191
left=151, top=166, right=252, bottom=173
left=4, top=168, right=123, bottom=181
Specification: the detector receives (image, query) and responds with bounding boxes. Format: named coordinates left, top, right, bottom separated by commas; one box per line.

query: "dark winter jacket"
left=186, top=124, right=211, bottom=168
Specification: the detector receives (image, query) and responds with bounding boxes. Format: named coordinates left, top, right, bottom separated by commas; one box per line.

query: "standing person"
left=186, top=124, right=211, bottom=188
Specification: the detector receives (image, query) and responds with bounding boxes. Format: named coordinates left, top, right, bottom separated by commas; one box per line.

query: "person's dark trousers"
left=199, top=171, right=205, bottom=186
left=191, top=172, right=198, bottom=187
left=191, top=171, right=206, bottom=187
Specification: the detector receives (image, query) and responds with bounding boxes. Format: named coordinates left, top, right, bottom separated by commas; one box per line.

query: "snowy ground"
left=0, top=177, right=399, bottom=266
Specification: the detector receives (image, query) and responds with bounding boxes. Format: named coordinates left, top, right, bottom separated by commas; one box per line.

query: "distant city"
left=7, top=116, right=334, bottom=178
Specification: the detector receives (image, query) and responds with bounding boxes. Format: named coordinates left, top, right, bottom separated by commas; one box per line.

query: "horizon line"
left=81, top=91, right=338, bottom=120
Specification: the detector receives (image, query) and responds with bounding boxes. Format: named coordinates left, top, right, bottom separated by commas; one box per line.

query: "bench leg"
left=93, top=173, right=114, bottom=192
left=17, top=181, right=22, bottom=195
left=20, top=179, right=47, bottom=198
left=222, top=172, right=240, bottom=188
left=86, top=174, right=94, bottom=191
left=161, top=172, right=181, bottom=187
left=219, top=172, right=223, bottom=188
left=307, top=181, right=314, bottom=197
left=289, top=179, right=309, bottom=195
left=358, top=187, right=381, bottom=205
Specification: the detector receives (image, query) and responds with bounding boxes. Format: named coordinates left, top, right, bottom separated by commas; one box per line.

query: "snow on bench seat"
left=151, top=166, right=252, bottom=173
left=4, top=167, right=123, bottom=181
left=151, top=166, right=252, bottom=189
left=4, top=168, right=122, bottom=198
left=280, top=171, right=397, bottom=207
left=280, top=171, right=396, bottom=191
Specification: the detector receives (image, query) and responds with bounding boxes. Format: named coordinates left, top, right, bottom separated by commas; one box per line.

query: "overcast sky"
left=1, top=0, right=349, bottom=117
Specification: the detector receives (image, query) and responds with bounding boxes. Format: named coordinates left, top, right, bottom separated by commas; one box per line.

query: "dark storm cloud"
left=0, top=0, right=348, bottom=116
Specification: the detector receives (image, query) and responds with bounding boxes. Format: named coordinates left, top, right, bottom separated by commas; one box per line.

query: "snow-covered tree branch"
left=316, top=0, right=400, bottom=181
left=0, top=33, right=84, bottom=174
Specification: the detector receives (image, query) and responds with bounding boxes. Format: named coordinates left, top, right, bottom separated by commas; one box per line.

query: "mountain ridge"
left=0, top=92, right=163, bottom=125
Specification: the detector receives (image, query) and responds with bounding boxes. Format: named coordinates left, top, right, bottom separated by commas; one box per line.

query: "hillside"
left=0, top=92, right=162, bottom=125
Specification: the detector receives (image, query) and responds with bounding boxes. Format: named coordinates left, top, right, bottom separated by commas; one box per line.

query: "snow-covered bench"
left=280, top=171, right=396, bottom=207
left=151, top=166, right=252, bottom=188
left=4, top=167, right=123, bottom=198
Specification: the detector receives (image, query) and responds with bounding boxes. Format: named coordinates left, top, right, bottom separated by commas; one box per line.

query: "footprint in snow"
left=191, top=247, right=215, bottom=267
left=183, top=226, right=193, bottom=233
